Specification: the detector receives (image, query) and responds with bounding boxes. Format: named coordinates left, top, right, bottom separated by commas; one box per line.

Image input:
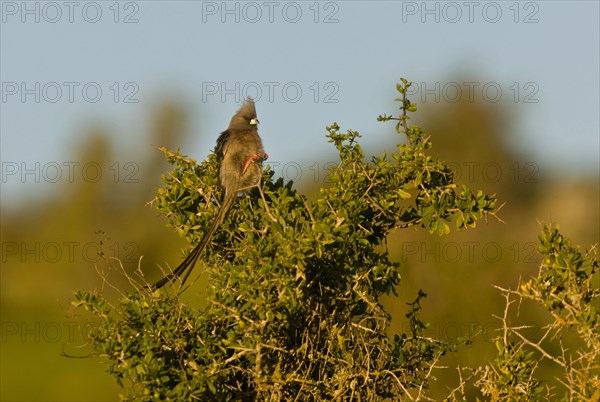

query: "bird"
left=152, top=98, right=273, bottom=289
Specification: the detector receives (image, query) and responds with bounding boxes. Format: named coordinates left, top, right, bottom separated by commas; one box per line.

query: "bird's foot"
left=242, top=152, right=268, bottom=173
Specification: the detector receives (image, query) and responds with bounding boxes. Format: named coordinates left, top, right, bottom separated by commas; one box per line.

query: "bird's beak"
left=250, top=118, right=259, bottom=126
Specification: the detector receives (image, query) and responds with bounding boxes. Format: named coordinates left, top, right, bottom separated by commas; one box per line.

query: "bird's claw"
left=243, top=152, right=268, bottom=173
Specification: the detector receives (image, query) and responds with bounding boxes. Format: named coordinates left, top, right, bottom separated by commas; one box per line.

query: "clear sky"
left=1, top=1, right=599, bottom=207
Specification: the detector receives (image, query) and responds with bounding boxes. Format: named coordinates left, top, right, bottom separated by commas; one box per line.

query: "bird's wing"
left=215, top=129, right=231, bottom=164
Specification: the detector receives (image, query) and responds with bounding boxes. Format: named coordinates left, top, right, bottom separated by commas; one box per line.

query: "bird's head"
left=229, top=98, right=259, bottom=130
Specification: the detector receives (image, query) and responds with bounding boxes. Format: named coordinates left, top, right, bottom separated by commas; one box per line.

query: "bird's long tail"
left=151, top=189, right=237, bottom=289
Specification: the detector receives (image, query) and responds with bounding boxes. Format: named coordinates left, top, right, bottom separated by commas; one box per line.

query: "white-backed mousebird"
left=152, top=98, right=274, bottom=289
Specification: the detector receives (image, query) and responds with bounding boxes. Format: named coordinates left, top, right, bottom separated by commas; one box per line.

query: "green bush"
left=72, top=79, right=596, bottom=401
left=458, top=226, right=599, bottom=401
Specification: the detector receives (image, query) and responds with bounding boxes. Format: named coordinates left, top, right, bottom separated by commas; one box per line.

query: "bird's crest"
left=230, top=97, right=259, bottom=128
left=238, top=97, right=256, bottom=117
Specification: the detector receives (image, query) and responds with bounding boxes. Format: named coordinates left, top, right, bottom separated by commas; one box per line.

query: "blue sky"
left=1, top=1, right=599, bottom=207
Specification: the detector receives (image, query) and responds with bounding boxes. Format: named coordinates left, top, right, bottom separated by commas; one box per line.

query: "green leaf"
left=397, top=188, right=412, bottom=199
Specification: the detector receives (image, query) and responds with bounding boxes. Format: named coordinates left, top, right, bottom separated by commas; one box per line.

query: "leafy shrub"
left=72, top=79, right=505, bottom=401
